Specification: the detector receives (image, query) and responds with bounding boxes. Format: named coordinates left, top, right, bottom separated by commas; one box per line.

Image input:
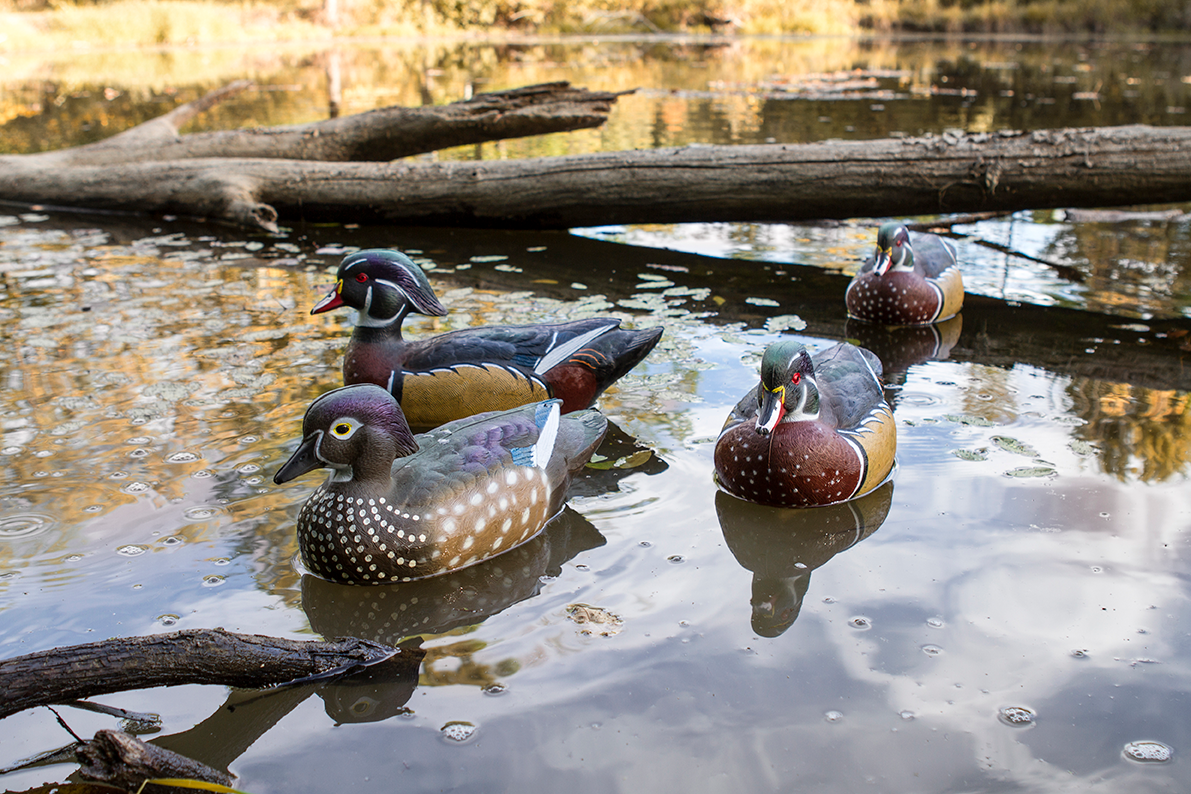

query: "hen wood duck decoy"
left=845, top=222, right=964, bottom=326
left=311, top=249, right=665, bottom=427
left=714, top=340, right=896, bottom=508
left=273, top=384, right=607, bottom=585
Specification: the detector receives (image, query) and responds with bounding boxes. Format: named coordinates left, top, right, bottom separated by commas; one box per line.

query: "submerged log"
left=0, top=628, right=402, bottom=719
left=76, top=729, right=234, bottom=792
left=1, top=77, right=1189, bottom=231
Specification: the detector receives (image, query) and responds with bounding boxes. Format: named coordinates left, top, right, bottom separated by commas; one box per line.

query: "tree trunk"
left=3, top=117, right=1191, bottom=231
left=0, top=628, right=402, bottom=719
left=1, top=77, right=1189, bottom=231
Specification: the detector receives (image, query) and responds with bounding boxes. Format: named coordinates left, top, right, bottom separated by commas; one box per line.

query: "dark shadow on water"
left=715, top=480, right=893, bottom=637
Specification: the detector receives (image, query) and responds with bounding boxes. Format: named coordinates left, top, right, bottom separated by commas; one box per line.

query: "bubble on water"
left=482, top=683, right=507, bottom=696
left=158, top=614, right=180, bottom=626
left=667, top=555, right=685, bottom=564
left=161, top=535, right=184, bottom=546
left=899, top=710, right=916, bottom=721
left=849, top=616, right=872, bottom=630
left=1100, top=512, right=1110, bottom=518
left=64, top=554, right=83, bottom=562
left=211, top=557, right=231, bottom=566
left=117, top=545, right=148, bottom=557
left=0, top=513, right=56, bottom=539
left=239, top=436, right=259, bottom=445
left=824, top=711, right=844, bottom=723
left=192, top=469, right=214, bottom=479
left=927, top=617, right=945, bottom=629
left=84, top=505, right=103, bottom=513
left=202, top=574, right=226, bottom=587
left=1, top=446, right=24, bottom=455
left=1123, top=740, right=1173, bottom=763
left=822, top=596, right=836, bottom=604
left=922, top=644, right=944, bottom=656
left=109, top=471, right=129, bottom=480
left=166, top=451, right=200, bottom=463
left=122, top=482, right=151, bottom=494
left=638, top=541, right=652, bottom=548
left=1071, top=649, right=1090, bottom=659
left=34, top=450, right=53, bottom=458
left=237, top=463, right=261, bottom=474
left=128, top=448, right=149, bottom=458
left=998, top=706, right=1036, bottom=727
left=441, top=721, right=478, bottom=743
left=0, top=571, right=20, bottom=581
left=245, top=476, right=263, bottom=485
left=127, top=436, right=151, bottom=445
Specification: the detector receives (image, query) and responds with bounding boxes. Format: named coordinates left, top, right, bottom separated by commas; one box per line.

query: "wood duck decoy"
left=714, top=340, right=896, bottom=508
left=845, top=222, right=964, bottom=326
left=273, top=384, right=607, bottom=585
left=311, top=249, right=665, bottom=427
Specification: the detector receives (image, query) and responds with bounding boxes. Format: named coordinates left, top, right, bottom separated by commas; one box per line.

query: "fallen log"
left=1, top=78, right=1189, bottom=230
left=23, top=81, right=628, bottom=167
left=0, top=628, right=402, bottom=719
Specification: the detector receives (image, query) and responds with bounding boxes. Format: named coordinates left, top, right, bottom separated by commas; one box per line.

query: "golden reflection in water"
left=1069, top=378, right=1191, bottom=482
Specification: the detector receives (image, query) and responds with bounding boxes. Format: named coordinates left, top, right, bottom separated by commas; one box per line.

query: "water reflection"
left=715, top=482, right=892, bottom=637
left=845, top=314, right=963, bottom=386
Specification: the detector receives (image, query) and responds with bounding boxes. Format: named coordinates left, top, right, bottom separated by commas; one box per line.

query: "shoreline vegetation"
left=0, top=0, right=1188, bottom=54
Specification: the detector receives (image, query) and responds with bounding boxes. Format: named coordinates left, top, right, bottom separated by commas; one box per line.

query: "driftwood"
left=2, top=77, right=1190, bottom=231
left=76, top=729, right=234, bottom=791
left=0, top=628, right=402, bottom=720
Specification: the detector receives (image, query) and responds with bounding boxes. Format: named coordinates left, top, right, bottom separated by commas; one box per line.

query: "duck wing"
left=910, top=233, right=960, bottom=280
left=813, top=344, right=886, bottom=430
left=402, top=318, right=622, bottom=374
left=388, top=401, right=606, bottom=506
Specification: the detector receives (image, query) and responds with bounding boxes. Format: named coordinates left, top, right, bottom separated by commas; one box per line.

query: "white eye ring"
left=329, top=417, right=359, bottom=440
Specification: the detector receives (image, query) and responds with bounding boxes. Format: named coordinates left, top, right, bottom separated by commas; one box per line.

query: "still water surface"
left=1, top=35, right=1191, bottom=794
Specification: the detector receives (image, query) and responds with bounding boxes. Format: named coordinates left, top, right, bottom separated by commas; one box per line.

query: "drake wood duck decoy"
left=845, top=222, right=964, bottom=326
left=714, top=340, right=896, bottom=508
left=273, top=384, right=607, bottom=585
left=312, top=249, right=664, bottom=427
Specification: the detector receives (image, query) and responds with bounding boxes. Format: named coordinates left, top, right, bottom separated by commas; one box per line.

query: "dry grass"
left=0, top=0, right=1187, bottom=54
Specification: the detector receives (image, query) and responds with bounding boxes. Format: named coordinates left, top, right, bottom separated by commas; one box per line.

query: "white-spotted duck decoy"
left=845, top=222, right=964, bottom=326
left=714, top=340, right=896, bottom=508
left=311, top=249, right=664, bottom=427
left=273, top=384, right=607, bottom=584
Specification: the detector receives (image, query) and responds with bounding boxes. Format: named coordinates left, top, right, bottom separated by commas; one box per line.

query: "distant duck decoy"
left=845, top=222, right=964, bottom=326
left=311, top=249, right=664, bottom=427
left=273, top=384, right=607, bottom=585
left=714, top=340, right=896, bottom=508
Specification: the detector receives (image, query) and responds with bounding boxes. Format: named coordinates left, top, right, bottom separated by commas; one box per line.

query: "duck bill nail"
left=755, top=389, right=784, bottom=436
left=311, top=281, right=345, bottom=314
left=274, top=435, right=324, bottom=484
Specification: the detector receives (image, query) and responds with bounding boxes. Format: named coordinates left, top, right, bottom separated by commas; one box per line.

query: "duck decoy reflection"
left=311, top=248, right=664, bottom=426
left=273, top=384, right=606, bottom=584
left=716, top=481, right=893, bottom=636
left=714, top=340, right=896, bottom=507
left=846, top=222, right=964, bottom=326
left=845, top=314, right=963, bottom=387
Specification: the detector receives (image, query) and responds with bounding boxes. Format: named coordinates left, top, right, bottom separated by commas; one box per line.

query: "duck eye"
left=330, top=420, right=356, bottom=438
left=791, top=372, right=801, bottom=385
left=355, top=273, right=369, bottom=283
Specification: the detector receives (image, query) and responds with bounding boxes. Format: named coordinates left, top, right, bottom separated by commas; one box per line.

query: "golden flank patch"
left=848, top=403, right=898, bottom=497
left=935, top=267, right=965, bottom=322
left=401, top=364, right=550, bottom=425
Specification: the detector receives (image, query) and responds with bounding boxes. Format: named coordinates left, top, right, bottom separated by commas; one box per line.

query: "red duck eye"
left=355, top=273, right=369, bottom=283
left=791, top=372, right=801, bottom=385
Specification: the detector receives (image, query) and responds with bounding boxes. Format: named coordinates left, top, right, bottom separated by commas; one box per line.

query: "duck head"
left=274, top=384, right=419, bottom=488
left=754, top=340, right=820, bottom=437
left=312, top=249, right=448, bottom=328
left=872, top=222, right=914, bottom=276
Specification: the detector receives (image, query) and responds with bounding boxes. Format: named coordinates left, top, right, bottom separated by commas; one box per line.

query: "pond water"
left=2, top=35, right=1191, bottom=794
